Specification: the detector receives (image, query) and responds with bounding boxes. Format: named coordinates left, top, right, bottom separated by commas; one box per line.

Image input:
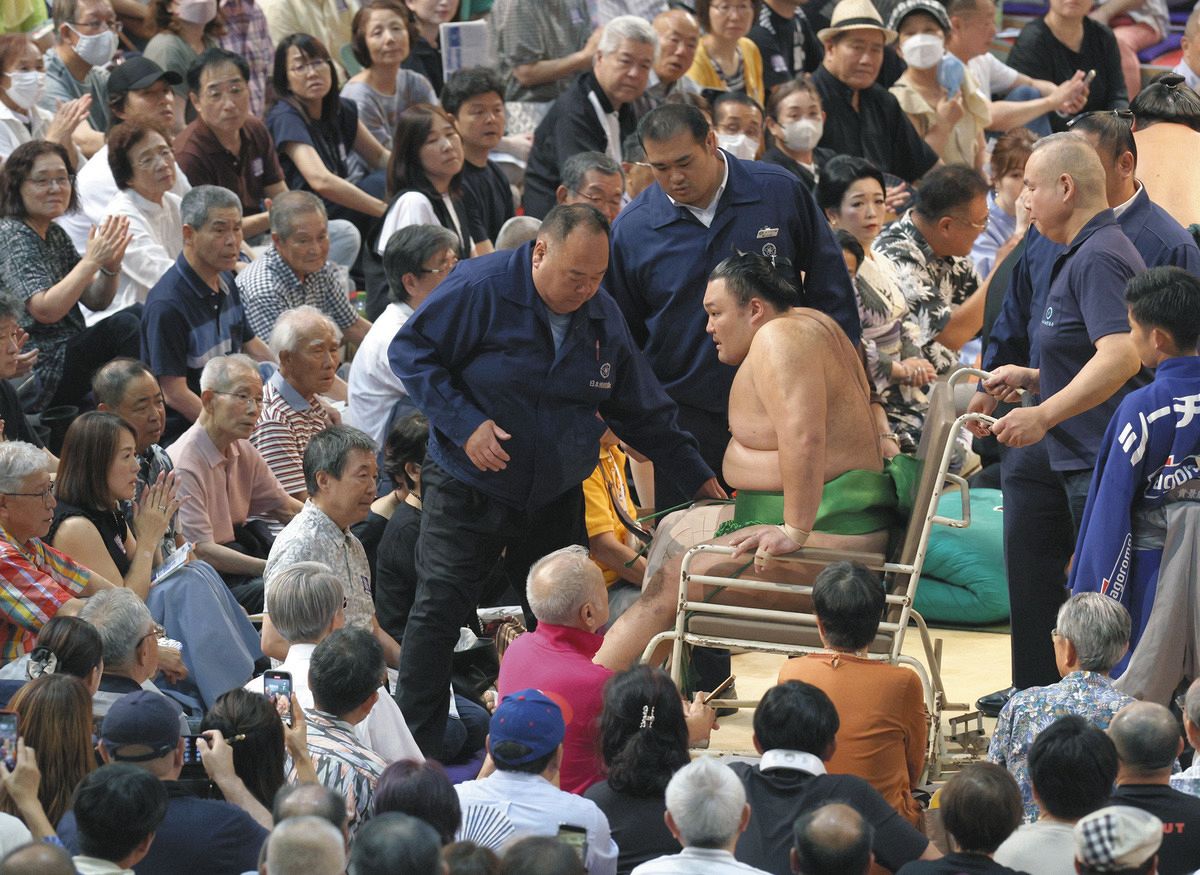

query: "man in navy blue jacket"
left=389, top=205, right=723, bottom=756
left=607, top=103, right=859, bottom=510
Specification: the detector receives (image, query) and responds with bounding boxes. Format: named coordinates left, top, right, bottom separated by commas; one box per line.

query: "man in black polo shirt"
left=812, top=0, right=937, bottom=189
left=729, top=681, right=940, bottom=873
left=1109, top=702, right=1200, bottom=875
left=443, top=68, right=516, bottom=248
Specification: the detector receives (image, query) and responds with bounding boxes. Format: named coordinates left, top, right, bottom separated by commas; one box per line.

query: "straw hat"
left=817, top=0, right=899, bottom=45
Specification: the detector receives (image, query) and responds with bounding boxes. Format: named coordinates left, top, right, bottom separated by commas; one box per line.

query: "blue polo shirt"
left=1038, top=209, right=1148, bottom=472
left=984, top=187, right=1198, bottom=374
left=388, top=243, right=713, bottom=509
left=606, top=150, right=859, bottom=415
left=141, top=253, right=256, bottom=397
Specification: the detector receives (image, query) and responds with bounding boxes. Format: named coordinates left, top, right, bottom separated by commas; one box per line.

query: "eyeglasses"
left=135, top=147, right=174, bottom=171
left=25, top=175, right=73, bottom=191
left=570, top=190, right=624, bottom=212
left=288, top=59, right=330, bottom=75
left=70, top=18, right=122, bottom=33
left=950, top=213, right=989, bottom=231
left=213, top=390, right=264, bottom=408
left=140, top=623, right=166, bottom=645
left=417, top=254, right=460, bottom=275
left=712, top=3, right=754, bottom=14
left=1, top=485, right=53, bottom=506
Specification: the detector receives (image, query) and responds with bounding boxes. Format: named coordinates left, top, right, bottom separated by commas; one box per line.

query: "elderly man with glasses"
left=167, top=354, right=302, bottom=612
left=555, top=151, right=625, bottom=224
left=987, top=593, right=1135, bottom=824
left=0, top=441, right=115, bottom=667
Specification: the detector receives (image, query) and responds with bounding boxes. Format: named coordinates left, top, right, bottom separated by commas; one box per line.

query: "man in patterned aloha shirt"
left=987, top=593, right=1135, bottom=823
left=874, top=164, right=1012, bottom=373
left=291, top=626, right=388, bottom=838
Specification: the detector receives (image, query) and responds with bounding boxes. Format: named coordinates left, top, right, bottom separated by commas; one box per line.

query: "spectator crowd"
left=0, top=0, right=1198, bottom=870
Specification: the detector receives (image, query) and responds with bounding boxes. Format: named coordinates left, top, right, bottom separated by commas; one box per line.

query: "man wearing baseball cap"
left=454, top=689, right=619, bottom=875
left=57, top=56, right=192, bottom=271
left=56, top=690, right=268, bottom=875
left=1074, top=806, right=1162, bottom=874
left=811, top=0, right=939, bottom=186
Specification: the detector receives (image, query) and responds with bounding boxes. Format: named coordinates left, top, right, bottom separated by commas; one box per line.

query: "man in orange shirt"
left=778, top=561, right=928, bottom=826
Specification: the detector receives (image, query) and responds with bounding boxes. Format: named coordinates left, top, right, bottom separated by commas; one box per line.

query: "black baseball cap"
left=109, top=56, right=183, bottom=97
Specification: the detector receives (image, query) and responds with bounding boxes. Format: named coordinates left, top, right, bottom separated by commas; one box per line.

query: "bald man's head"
left=1108, top=702, right=1183, bottom=777
left=526, top=545, right=609, bottom=630
left=1023, top=133, right=1110, bottom=242
left=791, top=803, right=874, bottom=875
left=0, top=843, right=76, bottom=875
left=653, top=9, right=701, bottom=84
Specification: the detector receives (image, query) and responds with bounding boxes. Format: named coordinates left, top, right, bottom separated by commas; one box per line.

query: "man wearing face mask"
left=522, top=16, right=657, bottom=219
left=762, top=76, right=833, bottom=192
left=712, top=91, right=764, bottom=161
left=40, top=0, right=119, bottom=158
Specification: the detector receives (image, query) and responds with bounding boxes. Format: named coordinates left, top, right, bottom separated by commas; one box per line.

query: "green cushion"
left=913, top=488, right=1010, bottom=625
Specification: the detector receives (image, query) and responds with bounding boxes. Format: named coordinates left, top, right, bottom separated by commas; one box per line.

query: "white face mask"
left=900, top=32, right=944, bottom=70
left=717, top=132, right=759, bottom=160
left=177, top=0, right=218, bottom=24
left=69, top=27, right=118, bottom=68
left=780, top=118, right=823, bottom=153
left=5, top=71, right=44, bottom=110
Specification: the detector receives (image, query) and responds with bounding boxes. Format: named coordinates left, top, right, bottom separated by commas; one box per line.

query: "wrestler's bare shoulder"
left=748, top=308, right=845, bottom=359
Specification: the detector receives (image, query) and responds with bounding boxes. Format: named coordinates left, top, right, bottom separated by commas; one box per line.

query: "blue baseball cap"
left=490, top=689, right=565, bottom=765
left=100, top=690, right=182, bottom=762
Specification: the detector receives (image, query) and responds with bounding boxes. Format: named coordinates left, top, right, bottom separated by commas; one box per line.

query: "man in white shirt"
left=246, top=560, right=422, bottom=764
left=994, top=716, right=1119, bottom=875
left=455, top=690, right=619, bottom=875
left=632, top=756, right=770, bottom=875
left=347, top=224, right=459, bottom=449
left=945, top=0, right=1087, bottom=135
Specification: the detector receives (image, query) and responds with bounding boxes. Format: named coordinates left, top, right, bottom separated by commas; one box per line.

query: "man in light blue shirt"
left=455, top=690, right=619, bottom=875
